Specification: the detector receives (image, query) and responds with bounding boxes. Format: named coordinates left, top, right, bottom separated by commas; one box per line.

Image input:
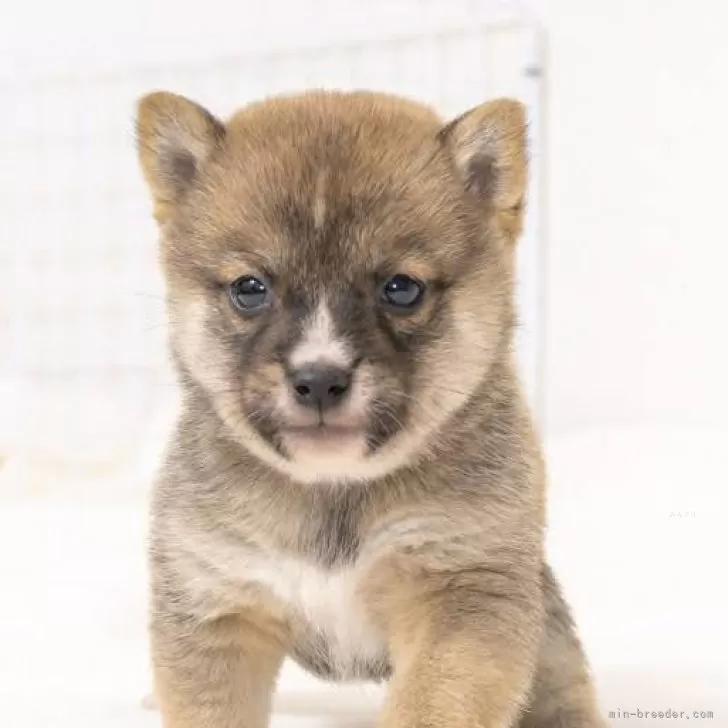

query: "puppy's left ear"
left=439, top=98, right=527, bottom=240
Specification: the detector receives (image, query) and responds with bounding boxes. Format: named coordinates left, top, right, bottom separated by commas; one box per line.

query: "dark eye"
left=229, top=275, right=269, bottom=313
left=381, top=274, right=425, bottom=310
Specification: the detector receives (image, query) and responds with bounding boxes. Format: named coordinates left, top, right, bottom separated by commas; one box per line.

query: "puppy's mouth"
left=280, top=422, right=368, bottom=460
left=283, top=424, right=363, bottom=438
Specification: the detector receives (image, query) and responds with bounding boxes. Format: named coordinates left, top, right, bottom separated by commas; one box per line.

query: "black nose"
left=291, top=366, right=351, bottom=411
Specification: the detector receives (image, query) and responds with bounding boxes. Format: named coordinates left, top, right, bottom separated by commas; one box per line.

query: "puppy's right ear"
left=136, top=91, right=224, bottom=225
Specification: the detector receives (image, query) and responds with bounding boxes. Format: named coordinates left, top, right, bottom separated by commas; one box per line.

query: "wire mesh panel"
left=0, top=19, right=543, bottom=494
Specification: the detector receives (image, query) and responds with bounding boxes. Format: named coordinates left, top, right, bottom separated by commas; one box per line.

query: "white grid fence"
left=0, top=17, right=543, bottom=494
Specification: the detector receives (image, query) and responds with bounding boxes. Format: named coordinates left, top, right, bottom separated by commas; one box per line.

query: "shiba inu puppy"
left=137, top=88, right=606, bottom=728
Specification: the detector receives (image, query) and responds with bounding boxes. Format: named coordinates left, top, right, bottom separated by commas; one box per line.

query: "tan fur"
left=137, top=89, right=606, bottom=728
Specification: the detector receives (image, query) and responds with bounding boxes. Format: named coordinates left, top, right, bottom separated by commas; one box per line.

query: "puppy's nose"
left=291, top=365, right=351, bottom=410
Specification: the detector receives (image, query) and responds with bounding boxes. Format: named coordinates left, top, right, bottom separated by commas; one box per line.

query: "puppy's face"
left=137, top=91, right=526, bottom=484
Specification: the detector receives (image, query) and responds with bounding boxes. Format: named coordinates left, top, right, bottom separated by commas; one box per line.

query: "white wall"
left=539, top=0, right=728, bottom=433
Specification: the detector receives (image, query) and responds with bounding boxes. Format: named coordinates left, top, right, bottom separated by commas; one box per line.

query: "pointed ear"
left=439, top=98, right=527, bottom=239
left=136, top=91, right=224, bottom=225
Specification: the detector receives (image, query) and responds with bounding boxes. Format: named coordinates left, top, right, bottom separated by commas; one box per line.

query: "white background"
left=536, top=0, right=728, bottom=433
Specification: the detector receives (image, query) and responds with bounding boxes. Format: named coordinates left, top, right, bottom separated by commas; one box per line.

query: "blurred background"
left=1, top=1, right=727, bottom=726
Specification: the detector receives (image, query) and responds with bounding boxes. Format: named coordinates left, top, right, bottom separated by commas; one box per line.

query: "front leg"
left=379, top=568, right=543, bottom=728
left=151, top=607, right=285, bottom=728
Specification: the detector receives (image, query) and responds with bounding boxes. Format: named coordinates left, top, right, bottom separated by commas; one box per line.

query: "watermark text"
left=610, top=708, right=715, bottom=720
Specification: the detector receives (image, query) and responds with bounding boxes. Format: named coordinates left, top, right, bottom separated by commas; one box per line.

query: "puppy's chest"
left=243, top=552, right=389, bottom=680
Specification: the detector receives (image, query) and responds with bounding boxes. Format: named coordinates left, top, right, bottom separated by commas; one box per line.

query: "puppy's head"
left=136, top=90, right=526, bottom=484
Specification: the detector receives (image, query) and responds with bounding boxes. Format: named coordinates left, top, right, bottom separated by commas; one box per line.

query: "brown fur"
left=136, top=89, right=606, bottom=728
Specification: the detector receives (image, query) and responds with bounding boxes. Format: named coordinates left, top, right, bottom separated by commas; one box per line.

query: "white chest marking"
left=246, top=554, right=384, bottom=672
